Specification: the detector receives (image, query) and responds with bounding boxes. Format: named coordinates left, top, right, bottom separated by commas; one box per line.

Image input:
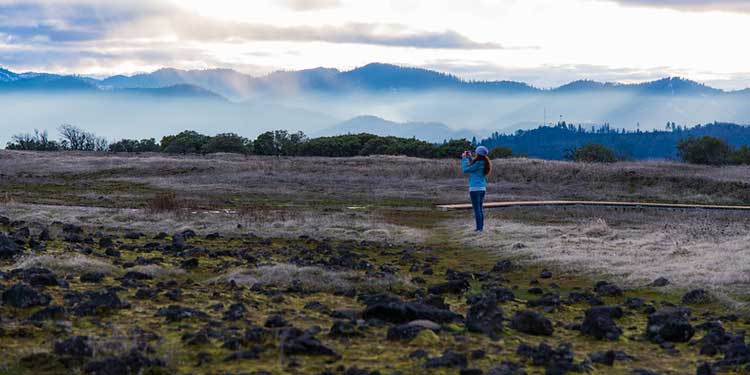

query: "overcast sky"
left=1, top=0, right=749, bottom=89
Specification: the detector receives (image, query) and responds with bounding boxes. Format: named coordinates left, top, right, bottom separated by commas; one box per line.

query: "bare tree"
left=57, top=124, right=108, bottom=151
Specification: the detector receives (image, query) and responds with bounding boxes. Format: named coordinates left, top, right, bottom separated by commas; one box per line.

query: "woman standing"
left=461, top=146, right=492, bottom=232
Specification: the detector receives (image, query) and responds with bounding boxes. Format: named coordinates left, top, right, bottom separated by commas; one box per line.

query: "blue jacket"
left=462, top=157, right=487, bottom=191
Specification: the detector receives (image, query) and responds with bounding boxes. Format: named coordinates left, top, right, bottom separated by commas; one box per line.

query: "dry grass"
left=147, top=191, right=181, bottom=213
left=9, top=254, right=119, bottom=276
left=211, top=263, right=411, bottom=294
left=456, top=207, right=750, bottom=302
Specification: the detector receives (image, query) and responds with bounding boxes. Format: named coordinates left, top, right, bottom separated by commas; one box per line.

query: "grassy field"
left=2, top=151, right=750, bottom=374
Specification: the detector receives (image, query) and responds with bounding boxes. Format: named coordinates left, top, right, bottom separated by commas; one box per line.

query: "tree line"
left=4, top=125, right=480, bottom=159
left=6, top=123, right=750, bottom=165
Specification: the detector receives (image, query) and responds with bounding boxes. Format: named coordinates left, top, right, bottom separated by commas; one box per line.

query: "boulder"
left=510, top=310, right=554, bottom=336
left=424, top=350, right=467, bottom=369
left=646, top=307, right=695, bottom=343
left=466, top=294, right=504, bottom=340
left=279, top=327, right=338, bottom=357
left=2, top=283, right=51, bottom=308
left=580, top=305, right=623, bottom=340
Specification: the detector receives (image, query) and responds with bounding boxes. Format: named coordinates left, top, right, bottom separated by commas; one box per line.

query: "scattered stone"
left=651, top=277, right=670, bottom=287
left=594, top=281, right=623, bottom=297
left=223, top=303, right=246, bottom=321
left=0, top=234, right=23, bottom=259
left=527, top=293, right=561, bottom=308
left=510, top=310, right=554, bottom=336
left=155, top=305, right=209, bottom=322
left=466, top=294, right=504, bottom=340
left=492, top=260, right=514, bottom=273
left=424, top=350, right=467, bottom=369
left=54, top=336, right=93, bottom=359
left=265, top=314, right=289, bottom=328
left=180, top=258, right=199, bottom=269
left=539, top=270, right=552, bottom=279
left=70, top=289, right=127, bottom=316
left=362, top=295, right=462, bottom=324
left=516, top=342, right=585, bottom=373
left=329, top=320, right=364, bottom=338
left=80, top=272, right=105, bottom=283
left=486, top=362, right=527, bottom=375
left=646, top=307, right=695, bottom=343
left=28, top=305, right=66, bottom=321
left=428, top=279, right=470, bottom=295
left=280, top=327, right=339, bottom=357
left=2, top=283, right=51, bottom=308
left=682, top=289, right=711, bottom=305
left=580, top=305, right=623, bottom=340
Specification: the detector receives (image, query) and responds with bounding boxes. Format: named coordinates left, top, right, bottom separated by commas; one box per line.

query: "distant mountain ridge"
left=316, top=115, right=486, bottom=143
left=2, top=64, right=747, bottom=100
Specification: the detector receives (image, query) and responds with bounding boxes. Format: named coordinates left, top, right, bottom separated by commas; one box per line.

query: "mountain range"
left=2, top=63, right=749, bottom=146
left=2, top=64, right=748, bottom=101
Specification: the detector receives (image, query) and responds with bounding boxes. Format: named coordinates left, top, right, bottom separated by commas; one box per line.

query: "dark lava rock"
left=527, top=287, right=544, bottom=295
left=527, top=293, right=561, bottom=308
left=580, top=305, right=623, bottom=340
left=280, top=327, right=339, bottom=357
left=362, top=295, right=461, bottom=324
left=510, top=310, right=554, bottom=336
left=567, top=291, right=602, bottom=306
left=486, top=362, right=527, bottom=375
left=386, top=320, right=438, bottom=341
left=134, top=288, right=158, bottom=299
left=651, top=277, right=670, bottom=287
left=54, top=336, right=93, bottom=359
left=488, top=287, right=516, bottom=303
left=696, top=362, right=716, bottom=375
left=589, top=350, right=634, bottom=366
left=330, top=320, right=364, bottom=338
left=265, top=314, right=289, bottom=328
left=180, top=258, right=199, bottom=269
left=62, top=224, right=83, bottom=234
left=99, top=237, right=114, bottom=248
left=682, top=289, right=711, bottom=305
left=155, top=305, right=209, bottom=322
left=594, top=281, right=623, bottom=297
left=83, top=349, right=163, bottom=375
left=492, top=260, right=514, bottom=273
left=460, top=369, right=483, bottom=375
left=624, top=297, right=646, bottom=310
left=428, top=279, right=470, bottom=295
left=28, top=305, right=66, bottom=321
left=517, top=342, right=588, bottom=374
left=2, top=283, right=51, bottom=308
left=105, top=248, right=121, bottom=257
left=539, top=270, right=553, bottom=279
left=646, top=307, right=695, bottom=343
left=121, top=271, right=152, bottom=281
left=245, top=326, right=273, bottom=344
left=425, top=350, right=467, bottom=369
left=224, top=347, right=263, bottom=362
left=466, top=294, right=504, bottom=340
left=11, top=267, right=63, bottom=287
left=182, top=330, right=211, bottom=346
left=70, top=289, right=127, bottom=316
left=222, top=303, right=246, bottom=321
left=80, top=272, right=105, bottom=283
left=124, top=232, right=143, bottom=240
left=64, top=233, right=84, bottom=243
left=0, top=234, right=23, bottom=259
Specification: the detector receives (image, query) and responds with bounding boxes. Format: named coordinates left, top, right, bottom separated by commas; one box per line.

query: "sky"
left=1, top=0, right=749, bottom=89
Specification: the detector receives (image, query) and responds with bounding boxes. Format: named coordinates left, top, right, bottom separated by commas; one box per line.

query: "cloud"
left=283, top=0, right=341, bottom=11
left=604, top=0, right=750, bottom=13
left=0, top=1, right=504, bottom=50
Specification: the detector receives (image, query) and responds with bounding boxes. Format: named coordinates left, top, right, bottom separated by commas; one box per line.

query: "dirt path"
left=438, top=199, right=750, bottom=211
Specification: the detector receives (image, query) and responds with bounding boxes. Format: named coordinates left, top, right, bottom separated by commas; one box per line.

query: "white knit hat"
left=475, top=146, right=489, bottom=156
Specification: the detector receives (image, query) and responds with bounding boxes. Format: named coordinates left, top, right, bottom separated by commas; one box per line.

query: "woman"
left=461, top=146, right=491, bottom=232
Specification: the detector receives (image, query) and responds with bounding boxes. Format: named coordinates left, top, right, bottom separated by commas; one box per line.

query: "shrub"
left=253, top=130, right=306, bottom=156
left=730, top=145, right=750, bottom=165
left=6, top=129, right=61, bottom=151
left=677, top=136, right=732, bottom=165
left=488, top=146, right=514, bottom=159
left=201, top=133, right=252, bottom=154
left=148, top=191, right=180, bottom=212
left=109, top=138, right=160, bottom=153
left=565, top=143, right=617, bottom=163
left=436, top=139, right=472, bottom=159
left=161, top=130, right=210, bottom=154
left=58, top=124, right=108, bottom=151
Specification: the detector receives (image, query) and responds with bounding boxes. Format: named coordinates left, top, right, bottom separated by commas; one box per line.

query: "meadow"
left=2, top=150, right=750, bottom=374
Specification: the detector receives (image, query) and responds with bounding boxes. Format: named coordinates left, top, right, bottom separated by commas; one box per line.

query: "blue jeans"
left=470, top=191, right=485, bottom=231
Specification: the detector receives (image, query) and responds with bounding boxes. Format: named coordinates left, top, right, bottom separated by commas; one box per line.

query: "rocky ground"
left=2, top=216, right=750, bottom=375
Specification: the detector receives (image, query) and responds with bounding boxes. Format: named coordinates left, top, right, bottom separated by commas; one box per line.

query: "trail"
left=437, top=200, right=750, bottom=211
